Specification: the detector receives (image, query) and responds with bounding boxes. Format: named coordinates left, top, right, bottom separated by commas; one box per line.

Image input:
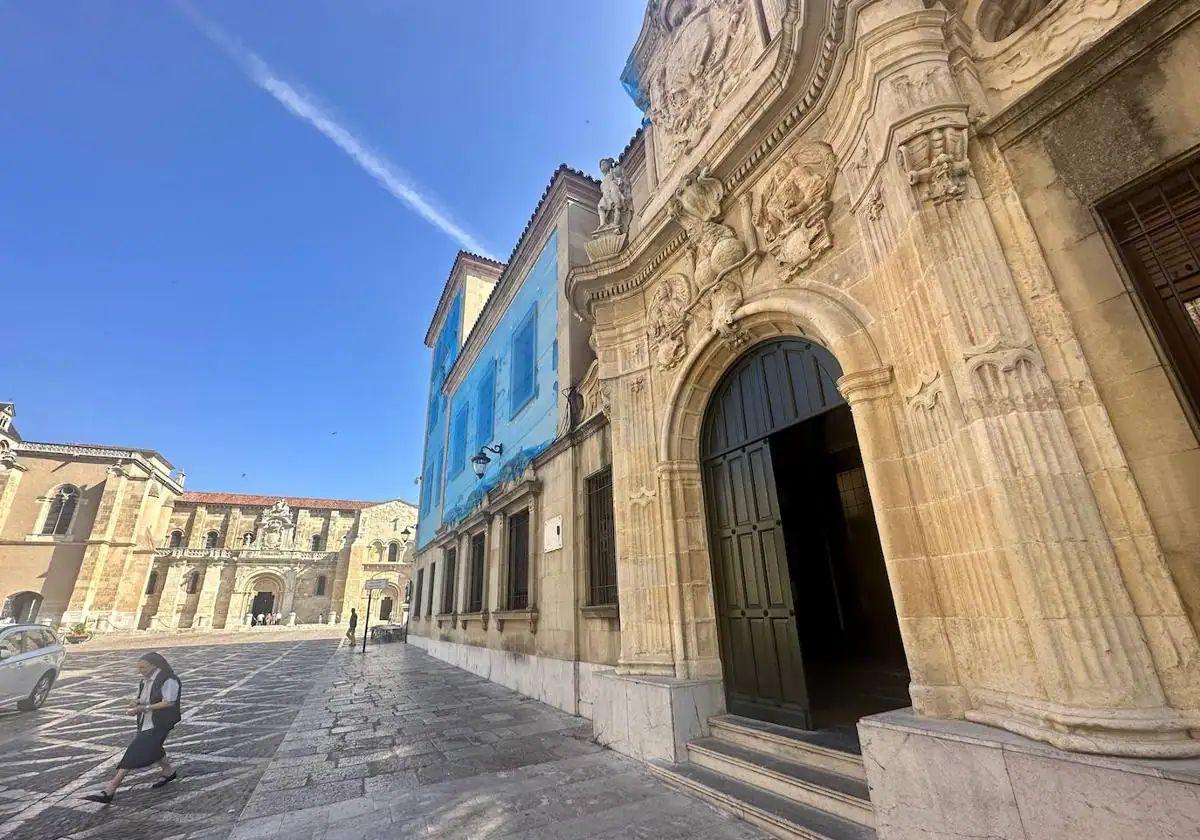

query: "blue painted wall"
left=417, top=291, right=463, bottom=547
left=417, top=231, right=560, bottom=547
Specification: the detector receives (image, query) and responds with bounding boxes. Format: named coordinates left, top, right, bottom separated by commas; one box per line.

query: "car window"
left=29, top=629, right=55, bottom=649
left=0, top=631, right=27, bottom=659
left=38, top=629, right=60, bottom=648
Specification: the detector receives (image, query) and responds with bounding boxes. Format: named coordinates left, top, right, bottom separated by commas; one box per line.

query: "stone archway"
left=244, top=572, right=285, bottom=625
left=651, top=292, right=966, bottom=723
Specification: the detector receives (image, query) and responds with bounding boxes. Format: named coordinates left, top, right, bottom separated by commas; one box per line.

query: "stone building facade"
left=412, top=1, right=1200, bottom=836
left=0, top=402, right=414, bottom=632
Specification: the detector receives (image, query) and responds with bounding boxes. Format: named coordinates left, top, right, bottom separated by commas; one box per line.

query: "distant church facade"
left=0, top=402, right=413, bottom=632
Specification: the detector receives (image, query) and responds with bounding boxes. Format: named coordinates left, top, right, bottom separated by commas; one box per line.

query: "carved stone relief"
left=644, top=0, right=756, bottom=170
left=754, top=142, right=838, bottom=280
left=899, top=126, right=972, bottom=205
left=648, top=273, right=694, bottom=371
left=586, top=157, right=634, bottom=263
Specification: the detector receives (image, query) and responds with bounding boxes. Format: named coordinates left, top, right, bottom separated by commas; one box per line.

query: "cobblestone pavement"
left=0, top=637, right=341, bottom=840
left=231, top=643, right=764, bottom=840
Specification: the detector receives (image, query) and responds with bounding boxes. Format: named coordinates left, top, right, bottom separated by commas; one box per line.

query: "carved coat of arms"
left=260, top=499, right=294, bottom=550
left=755, top=142, right=839, bottom=280
left=645, top=0, right=755, bottom=170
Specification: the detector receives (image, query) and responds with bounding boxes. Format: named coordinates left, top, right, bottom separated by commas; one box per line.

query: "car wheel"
left=18, top=673, right=54, bottom=711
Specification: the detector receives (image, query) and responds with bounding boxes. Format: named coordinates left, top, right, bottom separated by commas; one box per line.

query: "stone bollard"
left=287, top=612, right=296, bottom=626
left=243, top=613, right=253, bottom=626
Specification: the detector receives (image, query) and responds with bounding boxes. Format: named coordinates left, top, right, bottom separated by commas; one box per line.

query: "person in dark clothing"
left=346, top=608, right=358, bottom=646
left=83, top=652, right=181, bottom=804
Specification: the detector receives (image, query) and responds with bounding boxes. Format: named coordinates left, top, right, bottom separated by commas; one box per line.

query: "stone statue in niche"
left=645, top=0, right=755, bottom=169
left=899, top=126, right=971, bottom=205
left=587, top=157, right=633, bottom=262
left=648, top=273, right=694, bottom=371
left=755, top=142, right=838, bottom=280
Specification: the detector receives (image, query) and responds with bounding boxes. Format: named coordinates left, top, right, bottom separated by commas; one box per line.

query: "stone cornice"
left=980, top=0, right=1196, bottom=150
left=16, top=441, right=183, bottom=494
left=444, top=170, right=600, bottom=396
left=423, top=252, right=506, bottom=348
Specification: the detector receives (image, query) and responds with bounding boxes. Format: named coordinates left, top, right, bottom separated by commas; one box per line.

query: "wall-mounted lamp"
left=471, top=444, right=503, bottom=479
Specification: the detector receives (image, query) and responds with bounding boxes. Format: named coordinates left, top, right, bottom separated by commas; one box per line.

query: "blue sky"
left=1, top=1, right=645, bottom=502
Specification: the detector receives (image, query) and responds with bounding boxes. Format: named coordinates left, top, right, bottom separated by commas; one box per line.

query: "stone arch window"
left=168, top=529, right=184, bottom=549
left=977, top=0, right=1052, bottom=42
left=204, top=530, right=220, bottom=549
left=311, top=534, right=323, bottom=551
left=186, top=571, right=199, bottom=595
left=242, top=532, right=255, bottom=546
left=387, top=542, right=400, bottom=563
left=316, top=574, right=327, bottom=596
left=145, top=570, right=159, bottom=595
left=41, top=484, right=80, bottom=536
left=370, top=541, right=384, bottom=562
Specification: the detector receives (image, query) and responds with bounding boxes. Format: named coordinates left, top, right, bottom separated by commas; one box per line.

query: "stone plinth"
left=590, top=671, right=724, bottom=763
left=859, top=708, right=1200, bottom=840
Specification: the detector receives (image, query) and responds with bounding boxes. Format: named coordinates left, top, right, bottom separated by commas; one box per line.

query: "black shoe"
left=151, top=772, right=178, bottom=789
left=83, top=791, right=113, bottom=804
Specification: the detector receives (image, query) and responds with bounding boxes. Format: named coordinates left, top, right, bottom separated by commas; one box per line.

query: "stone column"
left=192, top=562, right=225, bottom=629
left=843, top=4, right=1200, bottom=753
left=0, top=458, right=27, bottom=535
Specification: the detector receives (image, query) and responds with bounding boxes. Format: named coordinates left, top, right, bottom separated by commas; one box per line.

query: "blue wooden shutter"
left=449, top=405, right=469, bottom=476
left=510, top=305, right=537, bottom=416
left=476, top=362, right=495, bottom=446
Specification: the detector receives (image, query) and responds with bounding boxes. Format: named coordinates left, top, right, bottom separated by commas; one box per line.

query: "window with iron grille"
left=1102, top=158, right=1200, bottom=419
left=427, top=562, right=436, bottom=617
left=587, top=468, right=618, bottom=606
left=442, top=547, right=457, bottom=614
left=413, top=569, right=424, bottom=618
left=506, top=509, right=530, bottom=610
left=468, top=531, right=486, bottom=613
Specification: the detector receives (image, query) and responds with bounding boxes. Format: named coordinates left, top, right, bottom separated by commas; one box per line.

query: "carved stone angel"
left=670, top=164, right=746, bottom=292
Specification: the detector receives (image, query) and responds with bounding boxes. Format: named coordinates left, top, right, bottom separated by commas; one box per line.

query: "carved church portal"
left=251, top=591, right=276, bottom=619
left=701, top=339, right=908, bottom=731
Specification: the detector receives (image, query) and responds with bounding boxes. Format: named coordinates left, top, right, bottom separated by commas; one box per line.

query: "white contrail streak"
left=172, top=0, right=494, bottom=258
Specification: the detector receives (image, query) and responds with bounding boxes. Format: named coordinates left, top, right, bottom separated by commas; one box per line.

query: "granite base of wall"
left=590, top=670, right=725, bottom=763
left=860, top=708, right=1200, bottom=840
left=407, top=633, right=609, bottom=717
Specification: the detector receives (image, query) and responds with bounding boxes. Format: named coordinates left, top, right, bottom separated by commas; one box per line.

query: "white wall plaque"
left=543, top=515, right=563, bottom=552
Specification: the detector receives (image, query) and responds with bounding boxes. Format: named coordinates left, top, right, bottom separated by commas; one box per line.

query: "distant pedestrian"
left=83, top=652, right=181, bottom=804
left=345, top=608, right=358, bottom=646
left=275, top=612, right=283, bottom=626
left=256, top=613, right=265, bottom=626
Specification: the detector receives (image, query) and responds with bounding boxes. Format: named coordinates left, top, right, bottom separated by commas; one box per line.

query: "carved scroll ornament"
left=755, top=142, right=838, bottom=280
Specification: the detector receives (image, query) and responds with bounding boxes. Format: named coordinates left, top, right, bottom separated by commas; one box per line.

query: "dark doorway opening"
left=771, top=404, right=909, bottom=731
left=702, top=339, right=908, bottom=735
left=251, top=591, right=275, bottom=621
left=379, top=597, right=394, bottom=622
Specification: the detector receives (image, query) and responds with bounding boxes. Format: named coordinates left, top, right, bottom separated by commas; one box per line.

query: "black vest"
left=141, top=670, right=183, bottom=730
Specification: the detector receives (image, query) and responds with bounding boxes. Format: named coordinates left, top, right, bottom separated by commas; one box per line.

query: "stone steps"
left=687, top=738, right=874, bottom=826
left=708, top=714, right=867, bottom=781
left=650, top=714, right=876, bottom=840
left=647, top=760, right=875, bottom=840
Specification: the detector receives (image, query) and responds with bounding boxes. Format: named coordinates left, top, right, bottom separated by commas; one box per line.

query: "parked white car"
left=0, top=624, right=65, bottom=711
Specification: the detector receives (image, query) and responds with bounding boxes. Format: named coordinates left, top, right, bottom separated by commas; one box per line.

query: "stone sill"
left=581, top=604, right=619, bottom=624
left=434, top=612, right=456, bottom=629
left=492, top=607, right=538, bottom=634
left=458, top=610, right=489, bottom=629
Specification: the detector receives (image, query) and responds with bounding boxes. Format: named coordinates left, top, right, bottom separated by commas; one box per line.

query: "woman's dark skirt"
left=117, top=727, right=170, bottom=770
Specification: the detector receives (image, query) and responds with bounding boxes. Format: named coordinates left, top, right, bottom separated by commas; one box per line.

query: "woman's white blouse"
left=137, top=669, right=180, bottom=731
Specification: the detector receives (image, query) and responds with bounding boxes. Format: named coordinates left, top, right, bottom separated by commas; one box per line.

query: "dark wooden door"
left=701, top=338, right=847, bottom=729
left=706, top=438, right=810, bottom=727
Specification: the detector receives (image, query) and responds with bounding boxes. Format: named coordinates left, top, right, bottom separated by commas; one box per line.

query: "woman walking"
left=83, top=652, right=182, bottom=804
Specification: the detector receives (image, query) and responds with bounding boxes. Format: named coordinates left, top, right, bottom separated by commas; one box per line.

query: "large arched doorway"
left=701, top=338, right=908, bottom=732
left=247, top=575, right=283, bottom=624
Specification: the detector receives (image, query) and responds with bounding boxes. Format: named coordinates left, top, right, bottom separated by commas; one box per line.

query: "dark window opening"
left=1102, top=158, right=1200, bottom=422
left=145, top=570, right=159, bottom=595
left=505, top=510, right=530, bottom=610
left=442, top=547, right=457, bottom=613
left=468, top=532, right=486, bottom=613
left=587, top=468, right=618, bottom=606
left=414, top=569, right=424, bottom=619
left=316, top=575, right=327, bottom=596
left=42, top=485, right=79, bottom=536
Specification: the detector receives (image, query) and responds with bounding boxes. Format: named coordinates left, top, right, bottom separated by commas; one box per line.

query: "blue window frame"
left=510, top=304, right=538, bottom=417
left=476, top=362, right=496, bottom=447
left=448, top=404, right=469, bottom=477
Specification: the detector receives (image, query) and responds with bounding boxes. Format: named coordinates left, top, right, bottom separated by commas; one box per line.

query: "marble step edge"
left=688, top=738, right=874, bottom=827
left=708, top=715, right=867, bottom=781
left=648, top=760, right=877, bottom=840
